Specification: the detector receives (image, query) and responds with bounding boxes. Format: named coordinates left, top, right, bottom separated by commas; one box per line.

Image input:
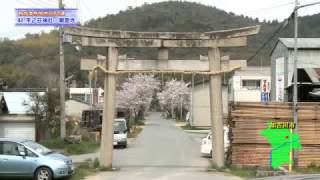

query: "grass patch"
left=41, top=138, right=100, bottom=155
left=128, top=127, right=143, bottom=138
left=209, top=165, right=289, bottom=179
left=41, top=138, right=66, bottom=149
left=69, top=161, right=98, bottom=180
left=69, top=159, right=118, bottom=180
left=136, top=120, right=145, bottom=126
left=181, top=123, right=209, bottom=130
left=295, top=163, right=320, bottom=174
left=225, top=165, right=257, bottom=179
left=175, top=118, right=185, bottom=123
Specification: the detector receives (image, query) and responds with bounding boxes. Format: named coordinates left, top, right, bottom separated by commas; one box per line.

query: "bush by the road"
left=41, top=138, right=100, bottom=155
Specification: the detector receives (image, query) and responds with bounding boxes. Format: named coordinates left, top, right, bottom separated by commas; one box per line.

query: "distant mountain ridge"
left=0, top=1, right=319, bottom=87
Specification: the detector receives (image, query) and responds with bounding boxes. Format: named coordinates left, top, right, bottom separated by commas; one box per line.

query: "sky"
left=1, top=0, right=319, bottom=39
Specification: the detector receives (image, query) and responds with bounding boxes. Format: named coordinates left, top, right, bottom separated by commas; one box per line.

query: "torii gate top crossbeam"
left=64, top=25, right=260, bottom=48
left=64, top=26, right=260, bottom=40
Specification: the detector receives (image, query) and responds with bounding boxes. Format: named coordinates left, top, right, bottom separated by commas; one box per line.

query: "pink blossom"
left=157, top=79, right=190, bottom=110
left=117, top=74, right=160, bottom=114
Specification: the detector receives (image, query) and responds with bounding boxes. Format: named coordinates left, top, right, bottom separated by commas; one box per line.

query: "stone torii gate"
left=64, top=25, right=260, bottom=168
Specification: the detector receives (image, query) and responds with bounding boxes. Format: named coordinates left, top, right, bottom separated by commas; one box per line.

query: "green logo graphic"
left=261, top=121, right=302, bottom=168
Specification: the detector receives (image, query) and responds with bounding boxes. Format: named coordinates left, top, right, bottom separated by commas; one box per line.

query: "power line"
left=247, top=12, right=294, bottom=62
left=240, top=1, right=294, bottom=14
left=80, top=0, right=100, bottom=24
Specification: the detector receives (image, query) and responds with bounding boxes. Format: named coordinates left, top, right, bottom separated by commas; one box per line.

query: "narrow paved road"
left=84, top=112, right=241, bottom=180
left=113, top=112, right=208, bottom=168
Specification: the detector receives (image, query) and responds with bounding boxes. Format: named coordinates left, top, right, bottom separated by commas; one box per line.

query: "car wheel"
left=35, top=167, right=53, bottom=180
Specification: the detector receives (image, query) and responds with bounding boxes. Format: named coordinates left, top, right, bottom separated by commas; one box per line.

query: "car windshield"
left=22, top=140, right=53, bottom=155
left=114, top=121, right=126, bottom=132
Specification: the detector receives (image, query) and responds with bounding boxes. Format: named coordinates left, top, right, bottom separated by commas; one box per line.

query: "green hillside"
left=0, top=1, right=319, bottom=88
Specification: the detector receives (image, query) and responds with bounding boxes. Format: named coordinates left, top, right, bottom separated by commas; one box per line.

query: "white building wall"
left=232, top=75, right=271, bottom=102
left=192, top=67, right=271, bottom=127
left=192, top=84, right=229, bottom=127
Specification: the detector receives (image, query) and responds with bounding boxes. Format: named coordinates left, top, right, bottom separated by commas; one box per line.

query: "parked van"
left=113, top=118, right=128, bottom=148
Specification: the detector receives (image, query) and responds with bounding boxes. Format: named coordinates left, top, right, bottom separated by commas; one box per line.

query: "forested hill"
left=1, top=1, right=320, bottom=88
left=85, top=1, right=276, bottom=61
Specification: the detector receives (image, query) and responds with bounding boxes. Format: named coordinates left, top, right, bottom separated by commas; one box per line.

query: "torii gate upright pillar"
left=100, top=47, right=118, bottom=167
left=208, top=47, right=224, bottom=167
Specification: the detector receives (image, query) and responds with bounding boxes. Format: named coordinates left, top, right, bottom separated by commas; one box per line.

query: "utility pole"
left=292, top=0, right=320, bottom=168
left=190, top=73, right=194, bottom=126
left=292, top=0, right=299, bottom=168
left=59, top=0, right=66, bottom=138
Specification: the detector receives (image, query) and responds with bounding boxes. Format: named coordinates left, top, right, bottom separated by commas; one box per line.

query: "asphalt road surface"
left=252, top=174, right=320, bottom=180
left=85, top=112, right=241, bottom=180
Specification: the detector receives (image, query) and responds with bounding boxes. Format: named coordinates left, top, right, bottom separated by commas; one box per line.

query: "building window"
left=242, top=80, right=261, bottom=90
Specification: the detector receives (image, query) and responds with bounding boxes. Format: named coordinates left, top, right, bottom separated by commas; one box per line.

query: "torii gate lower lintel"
left=64, top=25, right=260, bottom=168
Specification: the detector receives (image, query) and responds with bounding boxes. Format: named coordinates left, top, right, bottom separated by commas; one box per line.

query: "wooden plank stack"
left=230, top=102, right=320, bottom=167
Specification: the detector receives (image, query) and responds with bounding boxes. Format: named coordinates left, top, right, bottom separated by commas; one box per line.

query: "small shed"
left=0, top=92, right=35, bottom=141
left=271, top=38, right=320, bottom=102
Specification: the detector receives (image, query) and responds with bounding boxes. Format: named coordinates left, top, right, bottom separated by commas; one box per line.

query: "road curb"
left=184, top=130, right=210, bottom=134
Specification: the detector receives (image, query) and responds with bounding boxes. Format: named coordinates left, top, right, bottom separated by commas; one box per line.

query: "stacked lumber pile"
left=230, top=102, right=320, bottom=167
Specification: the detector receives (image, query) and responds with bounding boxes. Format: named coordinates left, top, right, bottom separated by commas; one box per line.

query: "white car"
left=201, top=126, right=229, bottom=157
left=113, top=118, right=128, bottom=148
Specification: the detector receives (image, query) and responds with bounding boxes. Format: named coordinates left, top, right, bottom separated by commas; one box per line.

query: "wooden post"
left=158, top=47, right=168, bottom=60
left=208, top=47, right=225, bottom=168
left=289, top=128, right=293, bottom=172
left=100, top=47, right=118, bottom=168
left=158, top=47, right=169, bottom=74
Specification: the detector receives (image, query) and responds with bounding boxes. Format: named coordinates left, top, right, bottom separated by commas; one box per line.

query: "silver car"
left=0, top=138, right=74, bottom=180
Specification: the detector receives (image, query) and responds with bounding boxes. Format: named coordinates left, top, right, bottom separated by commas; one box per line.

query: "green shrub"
left=181, top=124, right=208, bottom=130
left=70, top=161, right=97, bottom=180
left=227, top=165, right=257, bottom=178
left=78, top=161, right=91, bottom=169
left=40, top=138, right=65, bottom=149
left=40, top=138, right=100, bottom=155
left=93, top=158, right=100, bottom=168
left=66, top=140, right=100, bottom=155
left=136, top=120, right=145, bottom=126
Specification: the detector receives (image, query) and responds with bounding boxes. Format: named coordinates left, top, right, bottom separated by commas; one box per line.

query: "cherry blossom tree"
left=117, top=74, right=160, bottom=119
left=157, top=79, right=190, bottom=118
